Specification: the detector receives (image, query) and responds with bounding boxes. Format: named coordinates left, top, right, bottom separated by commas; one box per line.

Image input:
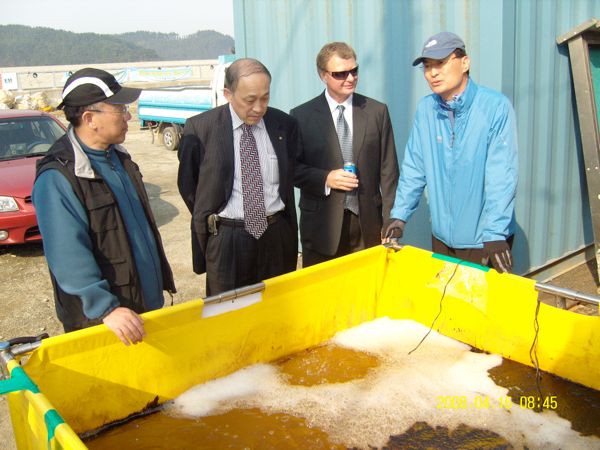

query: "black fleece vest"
left=36, top=134, right=176, bottom=331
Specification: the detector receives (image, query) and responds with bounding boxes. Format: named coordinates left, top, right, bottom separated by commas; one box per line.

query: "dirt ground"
left=0, top=118, right=598, bottom=449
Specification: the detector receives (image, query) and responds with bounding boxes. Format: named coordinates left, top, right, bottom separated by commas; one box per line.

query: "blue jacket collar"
left=434, top=77, right=477, bottom=115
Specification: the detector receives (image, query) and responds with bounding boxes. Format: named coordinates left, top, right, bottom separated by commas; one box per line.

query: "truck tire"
left=162, top=126, right=180, bottom=151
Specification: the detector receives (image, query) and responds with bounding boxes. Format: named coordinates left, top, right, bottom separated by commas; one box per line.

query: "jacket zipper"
left=448, top=114, right=454, bottom=244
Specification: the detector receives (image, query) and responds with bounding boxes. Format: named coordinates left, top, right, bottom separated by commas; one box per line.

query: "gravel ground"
left=1, top=118, right=598, bottom=449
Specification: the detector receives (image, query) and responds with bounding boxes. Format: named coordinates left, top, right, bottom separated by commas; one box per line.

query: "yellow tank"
left=1, top=245, right=599, bottom=449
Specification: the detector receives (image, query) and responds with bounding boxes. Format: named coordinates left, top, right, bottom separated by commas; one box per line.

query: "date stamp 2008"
left=436, top=395, right=559, bottom=411
left=436, top=395, right=513, bottom=410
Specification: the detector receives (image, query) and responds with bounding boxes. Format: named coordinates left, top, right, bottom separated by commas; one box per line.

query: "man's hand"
left=484, top=240, right=512, bottom=273
left=326, top=169, right=359, bottom=191
left=382, top=219, right=405, bottom=243
left=102, top=307, right=146, bottom=346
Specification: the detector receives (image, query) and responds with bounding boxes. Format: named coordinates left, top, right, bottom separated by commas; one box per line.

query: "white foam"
left=170, top=318, right=599, bottom=449
left=172, top=363, right=279, bottom=417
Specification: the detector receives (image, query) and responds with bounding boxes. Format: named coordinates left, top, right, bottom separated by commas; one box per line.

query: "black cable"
left=529, top=298, right=543, bottom=408
left=408, top=258, right=545, bottom=412
left=408, top=260, right=462, bottom=355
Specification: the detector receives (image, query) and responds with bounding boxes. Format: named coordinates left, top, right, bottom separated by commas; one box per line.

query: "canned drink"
left=343, top=162, right=357, bottom=175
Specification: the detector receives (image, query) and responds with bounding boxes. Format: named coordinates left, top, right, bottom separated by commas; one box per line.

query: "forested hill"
left=119, top=30, right=234, bottom=61
left=0, top=25, right=234, bottom=67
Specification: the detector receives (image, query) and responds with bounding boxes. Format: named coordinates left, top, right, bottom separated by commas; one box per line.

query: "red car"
left=0, top=109, right=66, bottom=245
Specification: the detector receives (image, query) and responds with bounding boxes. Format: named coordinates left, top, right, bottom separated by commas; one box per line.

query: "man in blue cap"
left=385, top=32, right=518, bottom=272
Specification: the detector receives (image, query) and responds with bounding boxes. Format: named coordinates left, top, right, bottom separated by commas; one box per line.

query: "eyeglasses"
left=328, top=66, right=359, bottom=80
left=87, top=104, right=130, bottom=115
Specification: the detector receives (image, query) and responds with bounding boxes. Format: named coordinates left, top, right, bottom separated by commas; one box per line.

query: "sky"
left=2, top=0, right=234, bottom=37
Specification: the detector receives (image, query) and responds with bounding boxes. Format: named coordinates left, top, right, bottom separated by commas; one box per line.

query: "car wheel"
left=162, top=126, right=180, bottom=151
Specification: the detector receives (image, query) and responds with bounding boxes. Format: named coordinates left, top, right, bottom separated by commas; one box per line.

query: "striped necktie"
left=335, top=105, right=359, bottom=214
left=240, top=124, right=268, bottom=239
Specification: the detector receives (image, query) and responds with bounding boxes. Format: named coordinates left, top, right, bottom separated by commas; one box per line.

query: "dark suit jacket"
left=291, top=92, right=399, bottom=255
left=177, top=104, right=299, bottom=274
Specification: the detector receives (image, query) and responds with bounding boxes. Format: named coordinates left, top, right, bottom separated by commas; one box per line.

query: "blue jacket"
left=391, top=79, right=518, bottom=248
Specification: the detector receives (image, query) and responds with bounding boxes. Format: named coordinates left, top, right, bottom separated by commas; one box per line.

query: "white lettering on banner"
left=1, top=73, right=18, bottom=90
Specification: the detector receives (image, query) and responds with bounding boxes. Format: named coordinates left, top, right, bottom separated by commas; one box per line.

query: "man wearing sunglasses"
left=385, top=32, right=518, bottom=273
left=33, top=68, right=176, bottom=345
left=291, top=42, right=399, bottom=267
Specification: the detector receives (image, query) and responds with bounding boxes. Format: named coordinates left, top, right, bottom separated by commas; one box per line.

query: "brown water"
left=385, top=421, right=513, bottom=449
left=85, top=345, right=367, bottom=450
left=85, top=408, right=346, bottom=450
left=84, top=343, right=600, bottom=449
left=488, top=356, right=600, bottom=437
left=276, top=344, right=380, bottom=386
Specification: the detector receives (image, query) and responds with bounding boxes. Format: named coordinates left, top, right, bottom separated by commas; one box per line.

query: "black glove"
left=484, top=240, right=512, bottom=273
left=383, top=219, right=405, bottom=241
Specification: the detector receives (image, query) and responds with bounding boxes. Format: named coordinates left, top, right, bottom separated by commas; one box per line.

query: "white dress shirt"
left=324, top=90, right=354, bottom=195
left=325, top=89, right=354, bottom=132
left=219, top=105, right=285, bottom=219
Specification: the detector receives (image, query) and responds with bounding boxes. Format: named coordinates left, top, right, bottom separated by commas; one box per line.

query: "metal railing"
left=0, top=334, right=47, bottom=380
left=535, top=282, right=600, bottom=307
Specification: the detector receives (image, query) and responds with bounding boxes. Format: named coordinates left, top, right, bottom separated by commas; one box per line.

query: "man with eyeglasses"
left=291, top=42, right=399, bottom=267
left=32, top=68, right=176, bottom=345
left=384, top=32, right=518, bottom=273
left=177, top=58, right=299, bottom=296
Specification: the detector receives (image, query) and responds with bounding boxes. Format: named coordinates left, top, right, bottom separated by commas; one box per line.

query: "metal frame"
left=557, top=19, right=600, bottom=285
left=203, top=282, right=265, bottom=305
left=0, top=340, right=43, bottom=380
left=536, top=282, right=600, bottom=308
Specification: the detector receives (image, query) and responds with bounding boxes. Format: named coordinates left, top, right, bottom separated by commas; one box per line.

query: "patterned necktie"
left=240, top=124, right=268, bottom=239
left=335, top=105, right=359, bottom=214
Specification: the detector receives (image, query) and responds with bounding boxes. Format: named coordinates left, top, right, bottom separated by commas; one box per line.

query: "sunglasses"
left=328, top=66, right=359, bottom=80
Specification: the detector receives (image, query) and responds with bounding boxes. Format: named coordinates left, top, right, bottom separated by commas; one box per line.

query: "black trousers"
left=205, top=215, right=297, bottom=296
left=302, top=210, right=364, bottom=268
left=431, top=235, right=515, bottom=268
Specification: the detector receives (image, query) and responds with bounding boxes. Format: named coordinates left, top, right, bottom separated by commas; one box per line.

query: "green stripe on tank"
left=45, top=409, right=64, bottom=442
left=0, top=366, right=40, bottom=394
left=432, top=253, right=490, bottom=272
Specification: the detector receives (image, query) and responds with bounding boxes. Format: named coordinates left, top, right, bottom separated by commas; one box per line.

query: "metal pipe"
left=0, top=346, right=11, bottom=380
left=0, top=341, right=44, bottom=379
left=535, top=282, right=600, bottom=306
left=0, top=336, right=46, bottom=380
left=9, top=341, right=43, bottom=357
left=203, top=282, right=265, bottom=305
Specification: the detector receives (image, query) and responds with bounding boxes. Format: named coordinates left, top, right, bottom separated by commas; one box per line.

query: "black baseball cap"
left=57, top=68, right=141, bottom=109
left=412, top=32, right=466, bottom=66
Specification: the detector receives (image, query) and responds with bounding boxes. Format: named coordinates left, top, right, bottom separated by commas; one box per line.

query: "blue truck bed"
left=137, top=86, right=213, bottom=126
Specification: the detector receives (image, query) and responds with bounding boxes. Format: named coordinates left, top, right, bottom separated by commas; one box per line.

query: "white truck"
left=138, top=56, right=233, bottom=150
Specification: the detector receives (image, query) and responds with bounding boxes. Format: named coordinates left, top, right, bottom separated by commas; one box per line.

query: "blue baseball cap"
left=412, top=32, right=466, bottom=66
